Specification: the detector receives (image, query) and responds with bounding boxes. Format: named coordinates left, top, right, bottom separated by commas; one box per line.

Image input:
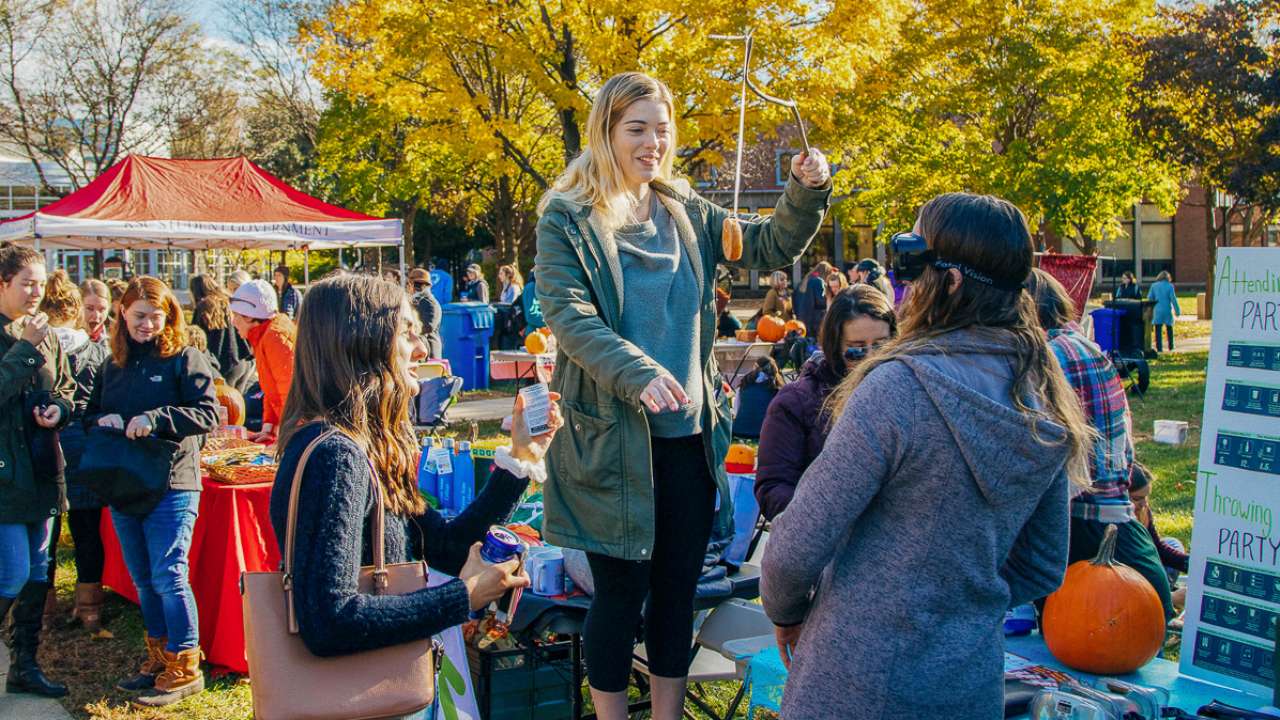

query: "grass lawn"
left=43, top=351, right=1209, bottom=719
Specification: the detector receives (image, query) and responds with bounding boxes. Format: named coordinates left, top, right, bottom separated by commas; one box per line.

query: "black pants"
left=1155, top=323, right=1174, bottom=352
left=582, top=434, right=717, bottom=692
left=68, top=508, right=106, bottom=584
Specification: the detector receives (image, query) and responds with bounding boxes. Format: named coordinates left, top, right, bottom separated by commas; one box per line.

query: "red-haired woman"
left=84, top=276, right=218, bottom=707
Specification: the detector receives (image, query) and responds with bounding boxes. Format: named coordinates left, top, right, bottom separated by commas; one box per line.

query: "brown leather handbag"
left=241, top=429, right=440, bottom=720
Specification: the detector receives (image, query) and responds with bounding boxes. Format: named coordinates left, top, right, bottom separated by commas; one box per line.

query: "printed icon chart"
left=1215, top=432, right=1280, bottom=475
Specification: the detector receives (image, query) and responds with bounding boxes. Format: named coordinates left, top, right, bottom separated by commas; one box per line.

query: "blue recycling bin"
left=429, top=268, right=453, bottom=307
left=1090, top=307, right=1123, bottom=354
left=441, top=302, right=495, bottom=390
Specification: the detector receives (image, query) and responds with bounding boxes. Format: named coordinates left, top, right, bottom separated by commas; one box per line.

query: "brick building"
left=699, top=133, right=1277, bottom=292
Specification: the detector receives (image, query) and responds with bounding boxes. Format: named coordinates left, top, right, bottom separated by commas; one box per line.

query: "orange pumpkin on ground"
left=784, top=319, right=806, bottom=337
left=757, top=315, right=787, bottom=343
left=525, top=332, right=549, bottom=354
left=1042, top=524, right=1166, bottom=674
left=213, top=378, right=245, bottom=426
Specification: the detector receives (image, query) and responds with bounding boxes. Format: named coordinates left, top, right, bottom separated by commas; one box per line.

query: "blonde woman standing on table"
left=534, top=71, right=831, bottom=719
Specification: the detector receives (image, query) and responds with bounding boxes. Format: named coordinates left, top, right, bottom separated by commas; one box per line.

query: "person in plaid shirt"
left=1029, top=269, right=1173, bottom=621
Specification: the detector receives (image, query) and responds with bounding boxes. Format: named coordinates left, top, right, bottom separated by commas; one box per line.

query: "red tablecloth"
left=101, top=477, right=279, bottom=674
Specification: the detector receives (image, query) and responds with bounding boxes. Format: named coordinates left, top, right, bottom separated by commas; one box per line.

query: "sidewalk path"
left=449, top=396, right=513, bottom=423
left=0, top=643, right=74, bottom=720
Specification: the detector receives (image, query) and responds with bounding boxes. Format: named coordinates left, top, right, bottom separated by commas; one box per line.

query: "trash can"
left=1090, top=308, right=1123, bottom=354
left=441, top=302, right=495, bottom=390
left=1104, top=299, right=1156, bottom=357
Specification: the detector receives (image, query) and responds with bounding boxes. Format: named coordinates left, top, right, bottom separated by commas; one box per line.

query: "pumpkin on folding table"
left=213, top=377, right=245, bottom=426
left=525, top=332, right=549, bottom=355
left=784, top=319, right=806, bottom=338
left=756, top=314, right=786, bottom=343
left=1042, top=524, right=1166, bottom=674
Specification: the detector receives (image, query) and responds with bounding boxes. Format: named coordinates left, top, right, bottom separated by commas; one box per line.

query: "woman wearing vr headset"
left=534, top=71, right=831, bottom=719
left=761, top=193, right=1093, bottom=719
left=754, top=285, right=896, bottom=521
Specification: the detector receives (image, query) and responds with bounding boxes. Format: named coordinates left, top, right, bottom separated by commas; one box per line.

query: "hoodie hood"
left=52, top=326, right=90, bottom=356
left=896, top=328, right=1071, bottom=505
left=799, top=351, right=844, bottom=390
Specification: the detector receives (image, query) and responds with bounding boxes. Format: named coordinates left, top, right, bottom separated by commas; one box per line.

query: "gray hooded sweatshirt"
left=761, top=328, right=1071, bottom=720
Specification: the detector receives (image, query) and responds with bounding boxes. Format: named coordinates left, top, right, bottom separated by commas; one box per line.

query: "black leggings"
left=68, top=508, right=106, bottom=584
left=582, top=434, right=717, bottom=692
left=1155, top=323, right=1174, bottom=352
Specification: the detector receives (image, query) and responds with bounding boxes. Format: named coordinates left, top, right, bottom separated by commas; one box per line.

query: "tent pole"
left=304, top=248, right=310, bottom=286
left=399, top=242, right=406, bottom=285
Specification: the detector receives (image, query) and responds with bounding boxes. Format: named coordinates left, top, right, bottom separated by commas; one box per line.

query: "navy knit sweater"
left=269, top=422, right=530, bottom=658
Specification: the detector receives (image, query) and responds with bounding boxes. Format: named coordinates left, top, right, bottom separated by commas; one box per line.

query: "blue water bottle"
left=416, top=437, right=437, bottom=497
left=454, top=441, right=475, bottom=512
left=437, top=438, right=456, bottom=511
left=1003, top=603, right=1037, bottom=636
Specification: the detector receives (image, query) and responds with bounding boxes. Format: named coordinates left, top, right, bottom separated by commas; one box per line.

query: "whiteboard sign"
left=1180, top=247, right=1280, bottom=695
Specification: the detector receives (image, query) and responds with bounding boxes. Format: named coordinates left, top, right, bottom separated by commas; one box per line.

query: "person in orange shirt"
left=229, top=279, right=295, bottom=442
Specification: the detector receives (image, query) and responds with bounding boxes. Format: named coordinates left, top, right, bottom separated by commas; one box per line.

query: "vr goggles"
left=889, top=231, right=1024, bottom=292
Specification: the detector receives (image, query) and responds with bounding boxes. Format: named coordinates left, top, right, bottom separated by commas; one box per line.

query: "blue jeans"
left=110, top=491, right=200, bottom=652
left=0, top=518, right=54, bottom=598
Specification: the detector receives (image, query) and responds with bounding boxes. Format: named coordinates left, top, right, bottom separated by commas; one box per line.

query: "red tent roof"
left=0, top=155, right=401, bottom=250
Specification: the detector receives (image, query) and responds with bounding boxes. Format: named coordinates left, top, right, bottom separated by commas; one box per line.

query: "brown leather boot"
left=134, top=647, right=204, bottom=707
left=116, top=634, right=167, bottom=692
left=72, top=583, right=104, bottom=633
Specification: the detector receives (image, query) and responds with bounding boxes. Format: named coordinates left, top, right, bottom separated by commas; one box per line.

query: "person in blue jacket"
left=1146, top=270, right=1179, bottom=352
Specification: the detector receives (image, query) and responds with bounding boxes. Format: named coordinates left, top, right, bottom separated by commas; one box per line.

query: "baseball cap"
left=230, top=279, right=278, bottom=320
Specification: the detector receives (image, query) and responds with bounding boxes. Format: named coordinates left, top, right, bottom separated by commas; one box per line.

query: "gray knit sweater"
left=761, top=328, right=1071, bottom=719
left=614, top=196, right=702, bottom=437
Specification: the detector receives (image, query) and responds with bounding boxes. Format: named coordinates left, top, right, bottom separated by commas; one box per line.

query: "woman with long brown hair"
left=268, top=275, right=556, bottom=680
left=190, top=274, right=253, bottom=392
left=85, top=276, right=219, bottom=706
left=40, top=271, right=111, bottom=633
left=761, top=193, right=1093, bottom=719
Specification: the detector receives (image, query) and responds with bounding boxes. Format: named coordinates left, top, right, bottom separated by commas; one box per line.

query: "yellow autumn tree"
left=303, top=1, right=906, bottom=261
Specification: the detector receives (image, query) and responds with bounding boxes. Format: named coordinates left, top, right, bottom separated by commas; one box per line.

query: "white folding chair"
left=632, top=598, right=775, bottom=719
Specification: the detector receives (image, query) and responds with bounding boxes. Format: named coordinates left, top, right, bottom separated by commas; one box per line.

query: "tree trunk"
left=557, top=27, right=581, bottom=161
left=1204, top=199, right=1219, bottom=321
left=401, top=197, right=419, bottom=269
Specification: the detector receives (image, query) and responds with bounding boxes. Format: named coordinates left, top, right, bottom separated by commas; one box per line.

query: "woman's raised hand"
left=790, top=149, right=830, bottom=189
left=459, top=542, right=530, bottom=611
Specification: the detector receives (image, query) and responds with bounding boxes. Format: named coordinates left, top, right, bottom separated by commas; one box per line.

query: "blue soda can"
left=480, top=526, right=522, bottom=564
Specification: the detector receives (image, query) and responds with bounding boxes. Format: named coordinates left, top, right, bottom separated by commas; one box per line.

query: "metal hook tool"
left=711, top=32, right=813, bottom=261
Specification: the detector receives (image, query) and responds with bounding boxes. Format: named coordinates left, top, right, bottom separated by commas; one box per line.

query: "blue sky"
left=186, top=0, right=232, bottom=39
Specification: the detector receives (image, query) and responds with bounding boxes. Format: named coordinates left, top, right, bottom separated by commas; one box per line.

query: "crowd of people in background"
left=0, top=68, right=1197, bottom=720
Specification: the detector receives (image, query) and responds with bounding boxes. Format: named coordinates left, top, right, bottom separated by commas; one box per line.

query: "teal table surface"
left=1006, top=632, right=1271, bottom=718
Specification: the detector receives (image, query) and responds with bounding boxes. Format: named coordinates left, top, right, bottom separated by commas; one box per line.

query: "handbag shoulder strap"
left=283, top=426, right=391, bottom=634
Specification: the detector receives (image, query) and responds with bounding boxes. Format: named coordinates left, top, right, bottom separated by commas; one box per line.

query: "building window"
left=1138, top=203, right=1173, bottom=280
left=776, top=150, right=800, bottom=187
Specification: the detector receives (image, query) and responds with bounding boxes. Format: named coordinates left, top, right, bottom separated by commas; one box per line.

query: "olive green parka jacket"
left=534, top=176, right=830, bottom=560
left=0, top=313, right=75, bottom=524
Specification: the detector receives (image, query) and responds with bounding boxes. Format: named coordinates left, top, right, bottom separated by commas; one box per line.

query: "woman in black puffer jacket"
left=84, top=276, right=218, bottom=707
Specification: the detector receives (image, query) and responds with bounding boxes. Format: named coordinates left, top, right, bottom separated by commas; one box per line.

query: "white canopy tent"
left=0, top=155, right=406, bottom=281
